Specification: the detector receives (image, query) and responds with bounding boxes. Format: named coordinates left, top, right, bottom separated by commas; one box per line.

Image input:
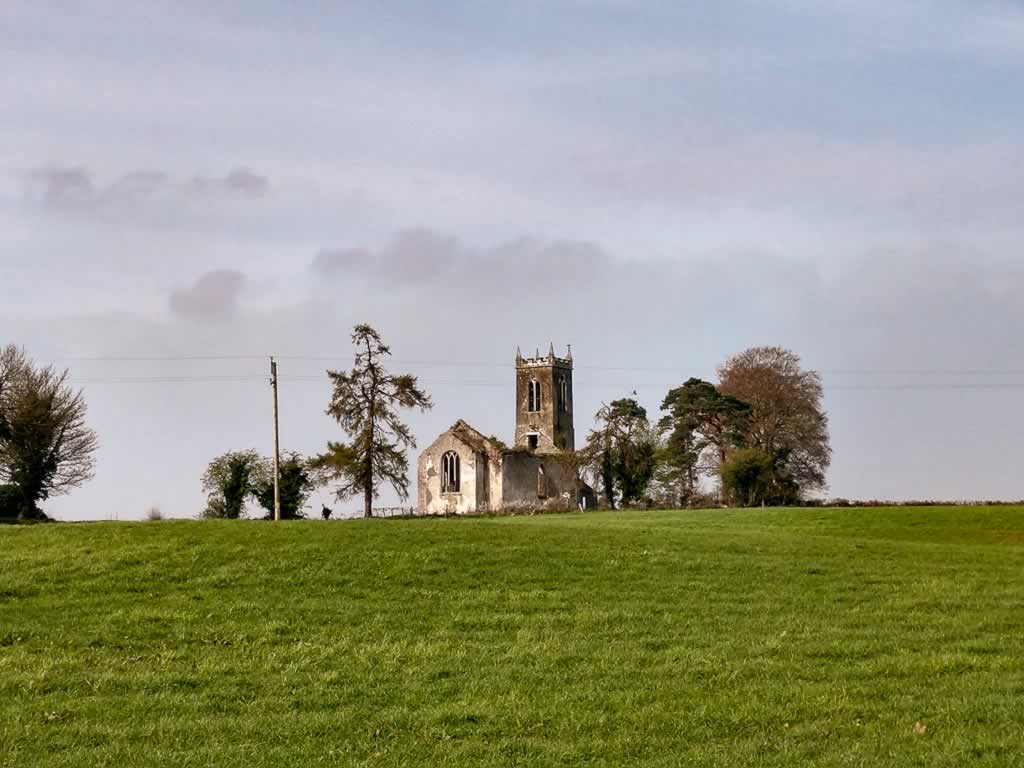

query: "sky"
left=4, top=0, right=1024, bottom=519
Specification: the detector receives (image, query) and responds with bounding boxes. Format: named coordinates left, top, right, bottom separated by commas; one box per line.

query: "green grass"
left=2, top=507, right=1024, bottom=767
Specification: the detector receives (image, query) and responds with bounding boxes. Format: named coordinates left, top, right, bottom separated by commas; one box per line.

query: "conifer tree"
left=313, top=325, right=432, bottom=518
left=658, top=378, right=751, bottom=504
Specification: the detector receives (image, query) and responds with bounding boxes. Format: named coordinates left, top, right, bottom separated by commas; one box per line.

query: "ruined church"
left=417, top=345, right=596, bottom=515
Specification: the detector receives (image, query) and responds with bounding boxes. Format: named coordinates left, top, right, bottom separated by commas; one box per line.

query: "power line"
left=63, top=374, right=1024, bottom=393
left=53, top=351, right=1024, bottom=393
left=58, top=354, right=270, bottom=362
left=46, top=354, right=1024, bottom=378
left=53, top=354, right=1024, bottom=377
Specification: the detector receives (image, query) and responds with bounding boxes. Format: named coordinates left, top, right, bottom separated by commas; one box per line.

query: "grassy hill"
left=2, top=507, right=1023, bottom=767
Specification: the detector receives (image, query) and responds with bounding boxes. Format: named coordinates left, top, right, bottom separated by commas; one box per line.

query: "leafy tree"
left=617, top=429, right=658, bottom=507
left=720, top=448, right=775, bottom=507
left=658, top=378, right=751, bottom=505
left=201, top=449, right=266, bottom=519
left=313, top=324, right=432, bottom=518
left=0, top=345, right=98, bottom=520
left=584, top=397, right=658, bottom=509
left=252, top=452, right=320, bottom=520
left=718, top=346, right=831, bottom=498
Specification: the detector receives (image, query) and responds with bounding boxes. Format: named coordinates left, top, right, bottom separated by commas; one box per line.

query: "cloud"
left=21, top=166, right=270, bottom=214
left=306, top=227, right=1024, bottom=389
left=187, top=168, right=269, bottom=199
left=312, top=228, right=611, bottom=296
left=10, top=232, right=1024, bottom=520
left=28, top=167, right=94, bottom=203
left=312, top=229, right=460, bottom=286
left=169, top=270, right=246, bottom=320
left=8, top=2, right=1024, bottom=245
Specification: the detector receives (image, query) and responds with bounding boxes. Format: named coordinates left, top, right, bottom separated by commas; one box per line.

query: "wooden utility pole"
left=270, top=357, right=281, bottom=522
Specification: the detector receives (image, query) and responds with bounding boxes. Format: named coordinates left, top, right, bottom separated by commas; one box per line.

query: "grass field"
left=2, top=507, right=1024, bottom=767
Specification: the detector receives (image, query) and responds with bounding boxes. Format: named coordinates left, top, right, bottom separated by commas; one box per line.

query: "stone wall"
left=418, top=433, right=595, bottom=515
left=501, top=451, right=580, bottom=512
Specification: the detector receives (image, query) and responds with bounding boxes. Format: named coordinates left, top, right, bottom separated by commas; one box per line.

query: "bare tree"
left=312, top=325, right=432, bottom=518
left=718, top=346, right=830, bottom=497
left=0, top=345, right=98, bottom=519
left=0, top=346, right=26, bottom=443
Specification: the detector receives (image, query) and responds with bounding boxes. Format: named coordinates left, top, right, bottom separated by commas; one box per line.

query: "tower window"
left=527, top=434, right=539, bottom=451
left=441, top=451, right=460, bottom=493
left=558, top=375, right=569, bottom=413
left=528, top=379, right=542, bottom=412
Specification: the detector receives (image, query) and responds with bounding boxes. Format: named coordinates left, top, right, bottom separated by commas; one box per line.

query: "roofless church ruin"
left=417, top=345, right=596, bottom=515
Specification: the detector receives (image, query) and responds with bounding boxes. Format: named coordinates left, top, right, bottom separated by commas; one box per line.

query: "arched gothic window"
left=537, top=465, right=548, bottom=499
left=441, top=451, right=460, bottom=493
left=528, top=379, right=542, bottom=412
left=558, top=376, right=569, bottom=413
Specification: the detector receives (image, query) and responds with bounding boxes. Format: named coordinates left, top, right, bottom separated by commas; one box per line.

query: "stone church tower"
left=417, top=343, right=595, bottom=515
left=514, top=344, right=574, bottom=453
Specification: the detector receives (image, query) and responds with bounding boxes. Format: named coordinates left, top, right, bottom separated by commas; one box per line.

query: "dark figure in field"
left=321, top=504, right=333, bottom=520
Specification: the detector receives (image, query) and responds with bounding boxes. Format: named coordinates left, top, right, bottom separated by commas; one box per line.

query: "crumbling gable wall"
left=417, top=421, right=507, bottom=515
left=417, top=432, right=484, bottom=516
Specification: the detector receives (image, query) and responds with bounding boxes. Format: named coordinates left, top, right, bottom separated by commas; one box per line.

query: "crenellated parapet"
left=516, top=343, right=573, bottom=369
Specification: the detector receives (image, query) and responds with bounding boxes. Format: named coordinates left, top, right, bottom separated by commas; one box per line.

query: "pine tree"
left=658, top=378, right=751, bottom=504
left=313, top=325, right=432, bottom=518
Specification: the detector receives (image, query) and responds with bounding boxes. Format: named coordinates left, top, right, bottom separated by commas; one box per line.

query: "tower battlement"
left=516, top=344, right=573, bottom=369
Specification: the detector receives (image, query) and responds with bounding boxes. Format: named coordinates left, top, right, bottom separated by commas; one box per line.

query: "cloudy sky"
left=4, top=1, right=1024, bottom=519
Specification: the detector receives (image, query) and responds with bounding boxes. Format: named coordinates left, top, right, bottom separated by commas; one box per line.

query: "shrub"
left=144, top=507, right=164, bottom=521
left=687, top=490, right=722, bottom=509
left=720, top=448, right=776, bottom=507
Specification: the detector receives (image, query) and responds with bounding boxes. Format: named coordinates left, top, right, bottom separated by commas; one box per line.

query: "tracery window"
left=441, top=451, right=460, bottom=493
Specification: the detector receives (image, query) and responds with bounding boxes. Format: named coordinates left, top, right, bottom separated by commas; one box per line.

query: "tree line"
left=579, top=346, right=831, bottom=509
left=205, top=329, right=834, bottom=519
left=2, top=327, right=829, bottom=521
